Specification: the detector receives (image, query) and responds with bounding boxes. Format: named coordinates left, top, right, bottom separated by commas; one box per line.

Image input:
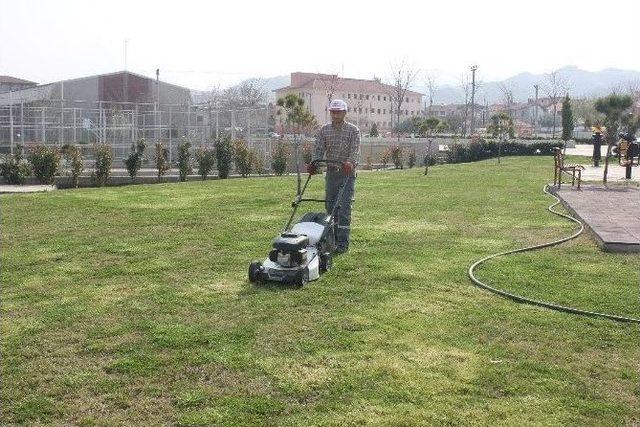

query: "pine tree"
left=561, top=95, right=574, bottom=142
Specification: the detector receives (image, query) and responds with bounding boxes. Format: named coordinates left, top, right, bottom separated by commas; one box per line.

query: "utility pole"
left=470, top=65, right=478, bottom=135
left=155, top=68, right=160, bottom=145
left=533, top=84, right=539, bottom=138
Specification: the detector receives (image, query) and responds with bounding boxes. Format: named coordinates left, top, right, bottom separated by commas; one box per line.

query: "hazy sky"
left=2, top=0, right=639, bottom=90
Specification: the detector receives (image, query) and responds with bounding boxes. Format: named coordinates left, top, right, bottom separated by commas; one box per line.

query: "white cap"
left=328, top=99, right=348, bottom=111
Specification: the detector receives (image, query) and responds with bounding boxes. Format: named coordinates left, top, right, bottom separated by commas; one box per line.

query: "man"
left=307, top=99, right=360, bottom=253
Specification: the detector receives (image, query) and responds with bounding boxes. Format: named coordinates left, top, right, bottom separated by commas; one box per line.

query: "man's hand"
left=342, top=161, right=354, bottom=175
left=306, top=163, right=317, bottom=175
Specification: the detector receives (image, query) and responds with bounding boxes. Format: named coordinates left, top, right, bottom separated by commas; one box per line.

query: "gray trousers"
left=325, top=170, right=355, bottom=247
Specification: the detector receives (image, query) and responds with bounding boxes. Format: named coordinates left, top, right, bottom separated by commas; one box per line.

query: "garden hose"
left=468, top=184, right=640, bottom=324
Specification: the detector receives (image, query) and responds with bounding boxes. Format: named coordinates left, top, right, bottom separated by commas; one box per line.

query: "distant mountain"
left=414, top=66, right=640, bottom=105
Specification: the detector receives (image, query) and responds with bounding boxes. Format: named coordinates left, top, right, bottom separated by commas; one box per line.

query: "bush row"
left=0, top=137, right=294, bottom=187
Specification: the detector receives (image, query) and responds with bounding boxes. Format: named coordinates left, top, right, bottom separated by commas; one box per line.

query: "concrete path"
left=553, top=184, right=640, bottom=253
left=0, top=185, right=56, bottom=194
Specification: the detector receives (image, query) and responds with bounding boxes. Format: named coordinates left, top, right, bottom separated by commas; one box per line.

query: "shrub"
left=195, top=146, right=216, bottom=180
left=408, top=150, right=416, bottom=168
left=0, top=146, right=31, bottom=185
left=28, top=145, right=61, bottom=184
left=302, top=142, right=313, bottom=165
left=61, top=144, right=84, bottom=188
left=390, top=145, right=404, bottom=169
left=215, top=136, right=233, bottom=179
left=93, top=143, right=112, bottom=187
left=124, top=139, right=146, bottom=181
left=271, top=141, right=290, bottom=176
left=380, top=147, right=391, bottom=169
left=445, top=140, right=561, bottom=164
left=155, top=142, right=170, bottom=180
left=177, top=139, right=192, bottom=182
left=233, top=140, right=253, bottom=178
left=253, top=151, right=266, bottom=175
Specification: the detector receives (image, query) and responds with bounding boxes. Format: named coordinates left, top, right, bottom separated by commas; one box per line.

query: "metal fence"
left=0, top=99, right=270, bottom=163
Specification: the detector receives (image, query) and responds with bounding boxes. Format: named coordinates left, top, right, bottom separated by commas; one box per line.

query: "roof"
left=0, top=75, right=37, bottom=85
left=276, top=72, right=423, bottom=97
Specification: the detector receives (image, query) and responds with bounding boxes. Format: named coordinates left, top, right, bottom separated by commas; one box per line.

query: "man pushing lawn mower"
left=307, top=99, right=360, bottom=254
left=248, top=99, right=360, bottom=286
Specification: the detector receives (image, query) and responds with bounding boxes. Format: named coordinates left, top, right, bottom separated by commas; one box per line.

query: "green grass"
left=2, top=156, right=638, bottom=426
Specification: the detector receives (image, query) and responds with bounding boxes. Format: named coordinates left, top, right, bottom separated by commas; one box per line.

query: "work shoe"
left=335, top=245, right=349, bottom=254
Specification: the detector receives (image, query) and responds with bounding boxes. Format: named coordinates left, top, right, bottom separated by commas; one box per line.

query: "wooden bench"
left=553, top=147, right=584, bottom=190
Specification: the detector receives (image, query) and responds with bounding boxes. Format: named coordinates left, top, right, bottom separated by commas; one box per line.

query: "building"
left=0, top=76, right=38, bottom=94
left=274, top=72, right=423, bottom=133
left=0, top=71, right=206, bottom=155
left=0, top=71, right=192, bottom=106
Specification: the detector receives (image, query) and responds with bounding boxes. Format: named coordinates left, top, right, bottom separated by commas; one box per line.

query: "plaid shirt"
left=312, top=121, right=361, bottom=165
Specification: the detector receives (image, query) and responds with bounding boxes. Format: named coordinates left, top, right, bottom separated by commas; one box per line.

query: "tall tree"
left=424, top=72, right=438, bottom=117
left=388, top=60, right=419, bottom=141
left=595, top=94, right=633, bottom=184
left=317, top=73, right=343, bottom=122
left=543, top=70, right=568, bottom=138
left=561, top=95, right=574, bottom=147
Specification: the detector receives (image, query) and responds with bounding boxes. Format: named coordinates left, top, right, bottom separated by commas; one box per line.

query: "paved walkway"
left=553, top=184, right=640, bottom=253
left=0, top=184, right=56, bottom=194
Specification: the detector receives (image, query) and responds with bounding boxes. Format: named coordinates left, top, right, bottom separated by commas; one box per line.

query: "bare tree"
left=424, top=72, right=438, bottom=117
left=497, top=82, right=515, bottom=121
left=459, top=74, right=471, bottom=137
left=543, top=70, right=568, bottom=138
left=387, top=60, right=420, bottom=141
left=317, top=73, right=344, bottom=122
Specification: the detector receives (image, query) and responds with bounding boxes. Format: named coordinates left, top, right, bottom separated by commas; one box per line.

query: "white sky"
left=1, top=0, right=639, bottom=90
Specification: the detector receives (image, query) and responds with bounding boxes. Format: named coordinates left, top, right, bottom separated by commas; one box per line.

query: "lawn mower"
left=248, top=159, right=352, bottom=287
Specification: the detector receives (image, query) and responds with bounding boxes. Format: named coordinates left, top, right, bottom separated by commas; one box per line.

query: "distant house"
left=0, top=76, right=37, bottom=94
left=274, top=72, right=423, bottom=132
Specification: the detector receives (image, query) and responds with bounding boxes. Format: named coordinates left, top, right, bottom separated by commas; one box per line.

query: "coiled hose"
left=468, top=184, right=640, bottom=324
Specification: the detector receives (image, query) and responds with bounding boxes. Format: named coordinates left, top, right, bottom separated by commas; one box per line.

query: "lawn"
left=2, top=156, right=638, bottom=426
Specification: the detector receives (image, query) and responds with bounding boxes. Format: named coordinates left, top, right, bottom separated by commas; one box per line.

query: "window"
left=377, top=109, right=381, bottom=114
left=405, top=97, right=409, bottom=102
left=377, top=95, right=380, bottom=101
left=383, top=109, right=386, bottom=114
left=383, top=96, right=386, bottom=101
left=371, top=108, right=374, bottom=113
left=366, top=95, right=369, bottom=100
left=359, top=94, right=363, bottom=100
left=359, top=107, right=362, bottom=113
left=348, top=93, right=351, bottom=99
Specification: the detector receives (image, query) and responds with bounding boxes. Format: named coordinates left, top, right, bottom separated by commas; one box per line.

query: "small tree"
left=28, top=145, right=61, bottom=184
left=215, top=135, right=234, bottom=179
left=301, top=142, right=313, bottom=165
left=253, top=151, right=266, bottom=175
left=390, top=145, right=404, bottom=169
left=155, top=142, right=170, bottom=181
left=233, top=139, right=253, bottom=178
left=0, top=146, right=31, bottom=185
left=408, top=150, right=416, bottom=168
left=380, top=147, right=391, bottom=169
left=93, top=143, right=112, bottom=187
left=487, top=113, right=515, bottom=139
left=177, top=139, right=192, bottom=182
left=561, top=95, right=574, bottom=151
left=370, top=122, right=379, bottom=137
left=595, top=94, right=633, bottom=184
left=272, top=141, right=290, bottom=176
left=61, top=144, right=84, bottom=188
left=195, top=146, right=215, bottom=180
left=124, top=139, right=146, bottom=181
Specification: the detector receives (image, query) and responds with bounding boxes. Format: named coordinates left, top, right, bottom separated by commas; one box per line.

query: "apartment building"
left=275, top=72, right=423, bottom=132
